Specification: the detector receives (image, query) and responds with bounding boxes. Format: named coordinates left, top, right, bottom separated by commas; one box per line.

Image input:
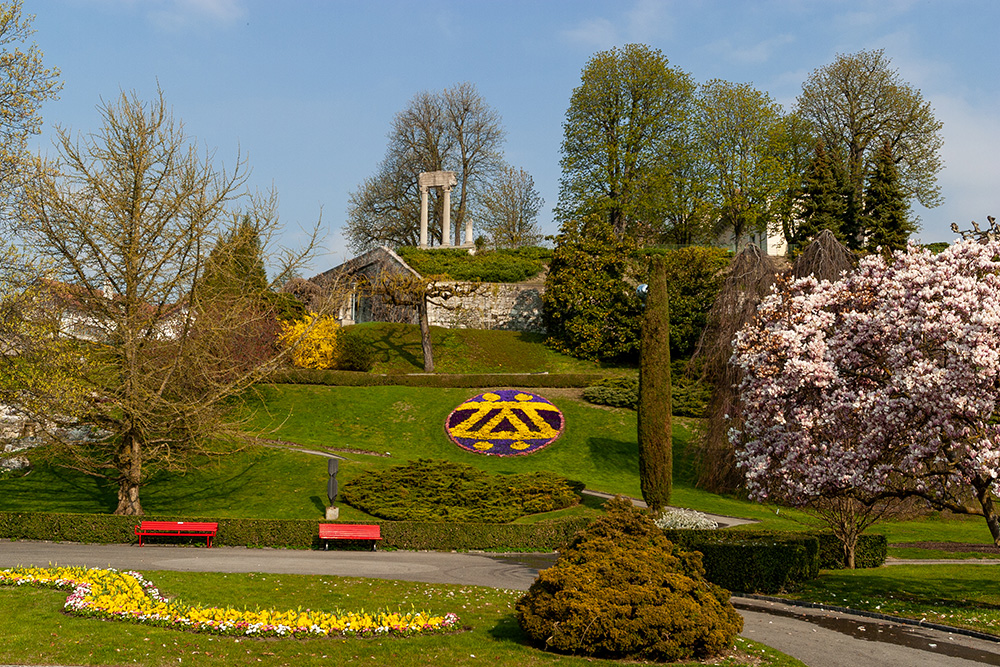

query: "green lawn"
left=7, top=382, right=998, bottom=543
left=0, top=570, right=805, bottom=667
left=780, top=564, right=1000, bottom=636
left=349, top=322, right=623, bottom=375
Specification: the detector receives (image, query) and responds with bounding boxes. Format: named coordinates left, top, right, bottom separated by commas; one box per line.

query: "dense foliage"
left=582, top=364, right=711, bottom=417
left=333, top=328, right=375, bottom=371
left=396, top=246, right=550, bottom=283
left=542, top=217, right=642, bottom=361
left=645, top=246, right=731, bottom=357
left=340, top=459, right=581, bottom=522
left=516, top=497, right=742, bottom=662
left=637, top=256, right=672, bottom=510
left=734, top=240, right=1000, bottom=547
left=557, top=44, right=695, bottom=240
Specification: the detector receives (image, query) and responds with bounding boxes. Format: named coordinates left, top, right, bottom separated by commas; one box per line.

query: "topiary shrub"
left=516, top=497, right=743, bottom=662
left=340, top=459, right=581, bottom=522
left=335, top=328, right=374, bottom=371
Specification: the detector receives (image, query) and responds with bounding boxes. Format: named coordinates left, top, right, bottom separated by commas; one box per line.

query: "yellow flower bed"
left=0, top=566, right=460, bottom=638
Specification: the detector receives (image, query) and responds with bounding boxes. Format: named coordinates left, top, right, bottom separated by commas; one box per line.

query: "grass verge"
left=0, top=569, right=805, bottom=667
left=781, top=564, right=1000, bottom=636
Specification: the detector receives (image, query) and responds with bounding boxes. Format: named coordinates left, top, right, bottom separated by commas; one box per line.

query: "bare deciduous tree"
left=13, top=89, right=321, bottom=515
left=345, top=82, right=506, bottom=252
left=476, top=164, right=543, bottom=249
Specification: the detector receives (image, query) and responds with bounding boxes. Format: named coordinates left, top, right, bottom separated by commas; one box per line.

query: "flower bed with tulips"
left=0, top=566, right=460, bottom=638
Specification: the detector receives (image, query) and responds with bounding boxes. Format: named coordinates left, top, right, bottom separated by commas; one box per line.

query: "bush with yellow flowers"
left=1, top=566, right=460, bottom=638
left=279, top=312, right=340, bottom=369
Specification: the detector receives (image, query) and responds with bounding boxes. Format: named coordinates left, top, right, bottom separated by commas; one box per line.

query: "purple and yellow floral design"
left=445, top=390, right=564, bottom=456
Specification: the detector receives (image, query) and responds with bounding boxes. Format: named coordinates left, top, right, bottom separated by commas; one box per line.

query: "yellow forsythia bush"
left=279, top=312, right=340, bottom=369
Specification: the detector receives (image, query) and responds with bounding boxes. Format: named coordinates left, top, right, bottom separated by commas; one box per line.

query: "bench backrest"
left=319, top=523, right=381, bottom=540
left=137, top=521, right=218, bottom=532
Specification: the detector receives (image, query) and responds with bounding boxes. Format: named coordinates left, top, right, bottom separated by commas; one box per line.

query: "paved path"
left=3, top=540, right=1000, bottom=667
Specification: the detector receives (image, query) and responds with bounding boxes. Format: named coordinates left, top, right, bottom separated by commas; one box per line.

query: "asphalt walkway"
left=3, top=539, right=1000, bottom=666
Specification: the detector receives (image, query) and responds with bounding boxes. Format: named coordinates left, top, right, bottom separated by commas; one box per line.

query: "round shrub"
left=515, top=497, right=742, bottom=662
left=340, top=459, right=580, bottom=522
left=335, top=329, right=374, bottom=371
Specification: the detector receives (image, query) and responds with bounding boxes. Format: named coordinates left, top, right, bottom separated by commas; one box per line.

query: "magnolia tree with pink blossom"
left=733, top=239, right=1000, bottom=565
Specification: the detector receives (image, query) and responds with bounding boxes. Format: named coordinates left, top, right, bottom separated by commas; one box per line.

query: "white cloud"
left=147, top=0, right=246, bottom=31
left=560, top=0, right=674, bottom=50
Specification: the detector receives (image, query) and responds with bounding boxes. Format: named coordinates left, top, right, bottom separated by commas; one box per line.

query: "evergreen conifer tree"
left=791, top=141, right=848, bottom=252
left=864, top=141, right=915, bottom=256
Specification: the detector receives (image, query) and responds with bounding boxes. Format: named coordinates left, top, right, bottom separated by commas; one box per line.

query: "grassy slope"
left=351, top=322, right=623, bottom=375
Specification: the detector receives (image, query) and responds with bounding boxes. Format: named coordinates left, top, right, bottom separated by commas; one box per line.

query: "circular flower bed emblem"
left=446, top=390, right=565, bottom=456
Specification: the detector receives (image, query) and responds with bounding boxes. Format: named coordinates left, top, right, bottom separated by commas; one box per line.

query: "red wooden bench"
left=319, top=523, right=381, bottom=551
left=134, top=521, right=218, bottom=547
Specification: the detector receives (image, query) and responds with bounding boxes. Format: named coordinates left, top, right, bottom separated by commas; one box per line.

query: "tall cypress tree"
left=638, top=256, right=672, bottom=511
left=864, top=141, right=915, bottom=256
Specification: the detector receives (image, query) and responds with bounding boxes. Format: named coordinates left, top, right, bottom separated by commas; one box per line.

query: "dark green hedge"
left=814, top=532, right=888, bottom=569
left=663, top=529, right=820, bottom=594
left=270, top=369, right=605, bottom=388
left=0, top=511, right=591, bottom=552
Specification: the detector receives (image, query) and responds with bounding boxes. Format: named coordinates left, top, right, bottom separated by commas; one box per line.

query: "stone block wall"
left=427, top=282, right=545, bottom=332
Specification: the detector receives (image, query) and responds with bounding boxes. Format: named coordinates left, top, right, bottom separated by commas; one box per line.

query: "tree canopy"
left=475, top=164, right=543, bottom=249
left=0, top=0, right=61, bottom=231
left=796, top=48, right=942, bottom=245
left=556, top=44, right=695, bottom=241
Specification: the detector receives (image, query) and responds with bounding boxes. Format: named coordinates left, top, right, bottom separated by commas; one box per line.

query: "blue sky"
left=25, top=0, right=1000, bottom=273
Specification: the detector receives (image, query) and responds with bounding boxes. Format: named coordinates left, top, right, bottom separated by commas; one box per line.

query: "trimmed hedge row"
left=661, top=529, right=888, bottom=593
left=270, top=369, right=605, bottom=388
left=815, top=532, right=888, bottom=570
left=0, top=511, right=591, bottom=552
left=664, top=530, right=820, bottom=594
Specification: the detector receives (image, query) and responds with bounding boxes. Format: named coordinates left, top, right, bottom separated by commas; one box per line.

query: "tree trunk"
left=843, top=535, right=857, bottom=570
left=637, top=257, right=672, bottom=512
left=114, top=431, right=144, bottom=516
left=973, top=475, right=1000, bottom=547
left=418, top=297, right=434, bottom=373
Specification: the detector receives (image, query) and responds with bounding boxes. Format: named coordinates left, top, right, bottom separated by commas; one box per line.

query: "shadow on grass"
left=361, top=323, right=423, bottom=372
left=310, top=495, right=327, bottom=514
left=142, top=460, right=261, bottom=507
left=586, top=437, right=639, bottom=472
left=487, top=613, right=536, bottom=647
left=0, top=463, right=118, bottom=512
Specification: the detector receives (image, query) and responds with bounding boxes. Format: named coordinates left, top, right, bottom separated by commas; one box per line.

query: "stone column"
left=419, top=185, right=429, bottom=249
left=465, top=215, right=474, bottom=247
left=441, top=185, right=452, bottom=247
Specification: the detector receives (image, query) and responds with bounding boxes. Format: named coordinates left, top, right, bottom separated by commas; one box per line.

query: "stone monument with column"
left=418, top=170, right=474, bottom=249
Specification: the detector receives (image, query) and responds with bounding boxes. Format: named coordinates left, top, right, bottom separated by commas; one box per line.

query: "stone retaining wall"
left=427, top=283, right=545, bottom=332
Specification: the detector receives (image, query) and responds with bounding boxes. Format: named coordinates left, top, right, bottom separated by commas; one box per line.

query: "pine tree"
left=791, top=141, right=848, bottom=252
left=864, top=141, right=915, bottom=256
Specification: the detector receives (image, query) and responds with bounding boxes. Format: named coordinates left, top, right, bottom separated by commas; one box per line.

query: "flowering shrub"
left=279, top=312, right=340, bottom=369
left=445, top=390, right=564, bottom=456
left=654, top=507, right=719, bottom=531
left=0, top=566, right=460, bottom=638
left=733, top=240, right=1000, bottom=547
